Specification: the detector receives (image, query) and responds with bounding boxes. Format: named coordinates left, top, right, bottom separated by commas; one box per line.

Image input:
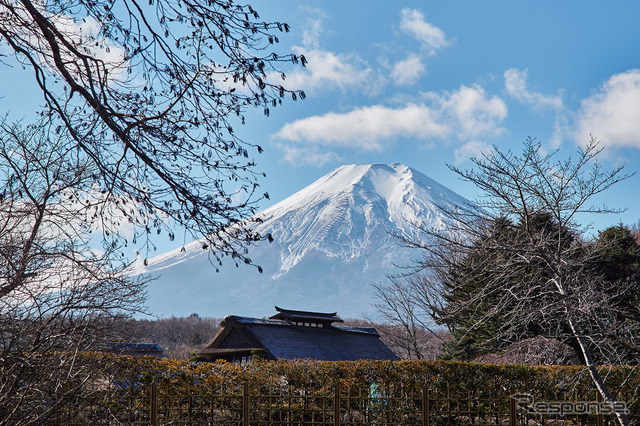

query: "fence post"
left=334, top=383, right=341, bottom=426
left=422, top=387, right=429, bottom=426
left=509, top=389, right=516, bottom=426
left=596, top=392, right=604, bottom=426
left=150, top=382, right=157, bottom=426
left=243, top=382, right=249, bottom=426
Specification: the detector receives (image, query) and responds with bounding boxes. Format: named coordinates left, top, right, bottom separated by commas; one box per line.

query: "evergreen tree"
left=439, top=213, right=576, bottom=360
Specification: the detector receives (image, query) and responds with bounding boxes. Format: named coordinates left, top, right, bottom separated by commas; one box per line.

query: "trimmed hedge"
left=90, top=354, right=639, bottom=405
left=40, top=353, right=640, bottom=423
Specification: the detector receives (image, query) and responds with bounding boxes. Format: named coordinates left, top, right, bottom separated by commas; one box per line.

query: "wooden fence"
left=56, top=381, right=626, bottom=425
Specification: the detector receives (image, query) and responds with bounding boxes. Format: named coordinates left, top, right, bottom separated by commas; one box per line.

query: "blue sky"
left=243, top=1, right=640, bottom=233
left=3, top=1, right=640, bottom=255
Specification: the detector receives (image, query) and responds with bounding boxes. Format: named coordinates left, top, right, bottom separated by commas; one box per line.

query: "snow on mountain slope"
left=134, top=163, right=470, bottom=319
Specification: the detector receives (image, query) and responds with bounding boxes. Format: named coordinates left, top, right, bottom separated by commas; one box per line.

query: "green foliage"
left=439, top=213, right=568, bottom=360
left=78, top=353, right=639, bottom=398
left=594, top=225, right=640, bottom=282
left=440, top=218, right=640, bottom=363
left=588, top=224, right=640, bottom=362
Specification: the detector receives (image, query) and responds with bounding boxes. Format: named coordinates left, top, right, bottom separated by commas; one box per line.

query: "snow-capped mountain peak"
left=136, top=163, right=469, bottom=319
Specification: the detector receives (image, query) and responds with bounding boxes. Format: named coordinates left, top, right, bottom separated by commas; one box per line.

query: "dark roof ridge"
left=271, top=306, right=343, bottom=322
left=223, top=315, right=288, bottom=326
left=275, top=306, right=338, bottom=316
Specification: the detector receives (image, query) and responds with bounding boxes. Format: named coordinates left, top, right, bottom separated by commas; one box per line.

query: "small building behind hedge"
left=103, top=342, right=164, bottom=357
left=198, top=307, right=399, bottom=363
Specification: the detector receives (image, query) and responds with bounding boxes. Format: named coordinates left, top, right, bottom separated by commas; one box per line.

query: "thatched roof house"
left=198, top=307, right=398, bottom=362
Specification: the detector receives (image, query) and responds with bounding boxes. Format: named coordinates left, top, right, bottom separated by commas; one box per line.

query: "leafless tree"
left=372, top=277, right=450, bottom=360
left=125, top=313, right=221, bottom=359
left=340, top=317, right=446, bottom=360
left=0, top=1, right=304, bottom=420
left=630, top=221, right=640, bottom=244
left=375, top=138, right=637, bottom=425
left=0, top=0, right=305, bottom=265
left=0, top=120, right=148, bottom=424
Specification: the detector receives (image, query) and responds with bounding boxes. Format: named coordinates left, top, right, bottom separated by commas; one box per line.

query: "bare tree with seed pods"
left=375, top=138, right=639, bottom=426
left=0, top=120, right=149, bottom=424
left=0, top=0, right=306, bottom=266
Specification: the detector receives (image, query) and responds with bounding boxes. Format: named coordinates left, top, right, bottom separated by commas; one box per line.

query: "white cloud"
left=0, top=4, right=129, bottom=83
left=399, top=8, right=453, bottom=55
left=274, top=103, right=448, bottom=151
left=299, top=9, right=326, bottom=50
left=276, top=143, right=341, bottom=167
left=273, top=12, right=378, bottom=94
left=454, top=141, right=492, bottom=165
left=274, top=85, right=507, bottom=165
left=432, top=85, right=507, bottom=140
left=575, top=70, right=640, bottom=148
left=550, top=115, right=569, bottom=149
left=273, top=7, right=450, bottom=95
left=391, top=53, right=426, bottom=86
left=504, top=68, right=563, bottom=110
left=282, top=48, right=376, bottom=93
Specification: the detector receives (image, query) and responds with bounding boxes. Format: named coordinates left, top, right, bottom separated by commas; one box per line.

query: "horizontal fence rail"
left=54, top=381, right=630, bottom=425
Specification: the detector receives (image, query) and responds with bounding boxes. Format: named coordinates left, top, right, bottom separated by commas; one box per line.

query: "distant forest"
left=119, top=314, right=221, bottom=359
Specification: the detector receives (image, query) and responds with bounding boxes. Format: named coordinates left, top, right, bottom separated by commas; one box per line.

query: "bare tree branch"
left=0, top=0, right=307, bottom=265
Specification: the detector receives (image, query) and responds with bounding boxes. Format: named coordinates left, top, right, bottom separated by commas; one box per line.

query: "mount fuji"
left=133, top=163, right=470, bottom=319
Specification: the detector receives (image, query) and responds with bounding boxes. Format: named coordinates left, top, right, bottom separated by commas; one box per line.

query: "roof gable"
left=199, top=316, right=265, bottom=357
left=216, top=325, right=257, bottom=349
